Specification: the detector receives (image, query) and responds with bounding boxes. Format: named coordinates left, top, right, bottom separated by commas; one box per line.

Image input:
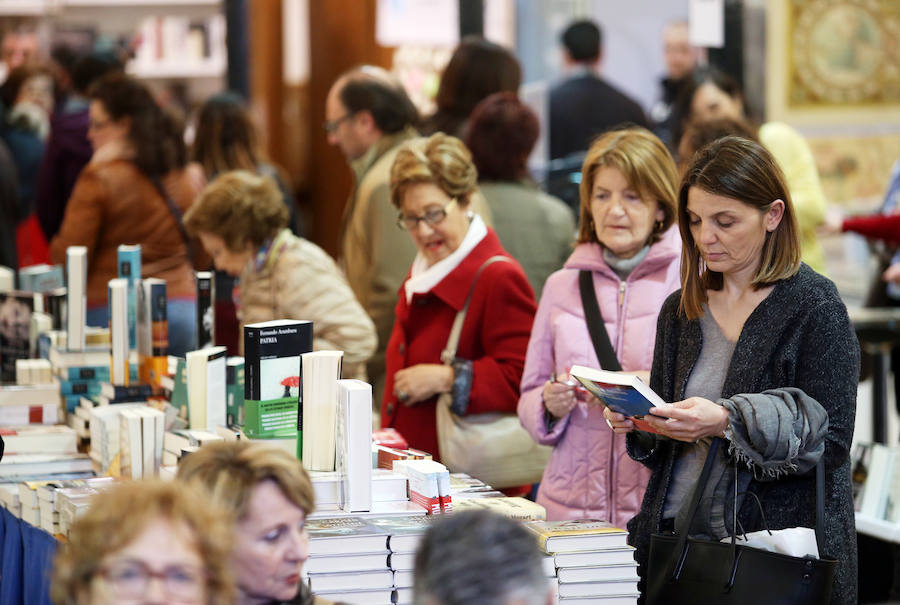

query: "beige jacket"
left=340, top=128, right=492, bottom=405
left=239, top=230, right=376, bottom=380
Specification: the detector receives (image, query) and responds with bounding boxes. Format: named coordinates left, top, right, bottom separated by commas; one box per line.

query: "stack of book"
left=118, top=406, right=165, bottom=479
left=309, top=468, right=410, bottom=515
left=526, top=519, right=639, bottom=604
left=14, top=358, right=52, bottom=384
left=87, top=402, right=149, bottom=474
left=0, top=383, right=62, bottom=426
left=305, top=517, right=394, bottom=605
left=452, top=496, right=546, bottom=520
left=19, top=476, right=114, bottom=534
left=162, top=429, right=224, bottom=465
left=370, top=515, right=437, bottom=605
left=56, top=479, right=117, bottom=536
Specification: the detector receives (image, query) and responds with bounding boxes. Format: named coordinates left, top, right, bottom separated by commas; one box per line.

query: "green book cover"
left=242, top=320, right=312, bottom=441
left=170, top=357, right=189, bottom=425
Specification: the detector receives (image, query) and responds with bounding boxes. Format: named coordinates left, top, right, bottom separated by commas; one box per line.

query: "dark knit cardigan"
left=626, top=264, right=860, bottom=605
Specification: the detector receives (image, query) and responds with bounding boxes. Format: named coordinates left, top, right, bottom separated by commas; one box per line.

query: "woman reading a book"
left=382, top=132, right=536, bottom=463
left=176, top=440, right=335, bottom=605
left=48, top=73, right=208, bottom=356
left=183, top=170, right=376, bottom=380
left=518, top=127, right=681, bottom=526
left=606, top=136, right=858, bottom=604
left=52, top=480, right=234, bottom=605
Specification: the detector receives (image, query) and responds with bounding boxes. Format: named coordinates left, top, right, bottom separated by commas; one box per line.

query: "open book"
left=569, top=365, right=669, bottom=433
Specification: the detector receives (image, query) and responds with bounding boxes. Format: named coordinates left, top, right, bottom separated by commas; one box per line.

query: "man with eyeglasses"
left=324, top=65, right=420, bottom=408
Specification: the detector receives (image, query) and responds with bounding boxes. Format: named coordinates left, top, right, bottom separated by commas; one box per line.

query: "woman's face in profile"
left=400, top=182, right=471, bottom=267
left=590, top=166, right=663, bottom=259
left=87, top=100, right=129, bottom=153
left=232, top=480, right=308, bottom=603
left=88, top=517, right=207, bottom=605
left=690, top=82, right=743, bottom=123
left=685, top=186, right=783, bottom=279
left=198, top=232, right=254, bottom=277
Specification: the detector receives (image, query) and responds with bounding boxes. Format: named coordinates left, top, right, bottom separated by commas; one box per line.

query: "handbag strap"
left=578, top=270, right=622, bottom=371
left=670, top=438, right=828, bottom=580
left=150, top=175, right=196, bottom=266
left=440, top=255, right=511, bottom=365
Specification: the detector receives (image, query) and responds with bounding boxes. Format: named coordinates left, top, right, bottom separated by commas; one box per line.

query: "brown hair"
left=677, top=116, right=758, bottom=171
left=390, top=133, right=478, bottom=209
left=51, top=480, right=233, bottom=605
left=577, top=127, right=678, bottom=245
left=465, top=92, right=538, bottom=181
left=678, top=135, right=801, bottom=319
left=183, top=170, right=288, bottom=252
left=176, top=440, right=315, bottom=520
left=192, top=92, right=262, bottom=179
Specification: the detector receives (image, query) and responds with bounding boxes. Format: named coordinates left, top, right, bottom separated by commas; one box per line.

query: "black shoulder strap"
left=150, top=175, right=195, bottom=266
left=578, top=270, right=622, bottom=371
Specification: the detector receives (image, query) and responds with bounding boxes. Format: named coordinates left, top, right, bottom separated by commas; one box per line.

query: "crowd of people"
left=0, top=13, right=881, bottom=605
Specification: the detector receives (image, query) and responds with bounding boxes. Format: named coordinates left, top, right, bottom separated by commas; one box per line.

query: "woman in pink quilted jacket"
left=518, top=128, right=681, bottom=526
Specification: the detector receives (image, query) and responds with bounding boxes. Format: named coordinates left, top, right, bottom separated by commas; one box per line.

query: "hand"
left=393, top=364, right=454, bottom=406
left=542, top=375, right=578, bottom=418
left=604, top=406, right=634, bottom=434
left=883, top=262, right=900, bottom=286
left=817, top=207, right=844, bottom=236
left=641, top=397, right=729, bottom=442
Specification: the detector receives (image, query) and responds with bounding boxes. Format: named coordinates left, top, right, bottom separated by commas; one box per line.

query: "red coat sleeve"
left=465, top=262, right=537, bottom=416
left=842, top=213, right=900, bottom=246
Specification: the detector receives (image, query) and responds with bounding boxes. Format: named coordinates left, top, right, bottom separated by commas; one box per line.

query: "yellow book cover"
left=526, top=519, right=628, bottom=553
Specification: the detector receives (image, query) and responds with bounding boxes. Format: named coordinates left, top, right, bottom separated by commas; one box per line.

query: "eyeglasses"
left=397, top=198, right=456, bottom=230
left=98, top=559, right=207, bottom=601
left=323, top=112, right=357, bottom=134
left=88, top=118, right=110, bottom=132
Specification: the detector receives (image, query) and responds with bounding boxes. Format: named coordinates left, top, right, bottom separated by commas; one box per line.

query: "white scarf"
left=404, top=214, right=488, bottom=304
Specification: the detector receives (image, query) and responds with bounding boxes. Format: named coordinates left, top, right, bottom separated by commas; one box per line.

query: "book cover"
left=452, top=496, right=546, bottom=521
left=303, top=551, right=390, bottom=575
left=306, top=516, right=389, bottom=556
left=195, top=271, right=213, bottom=349
left=336, top=379, right=372, bottom=512
left=0, top=425, right=78, bottom=455
left=18, top=264, right=64, bottom=293
left=366, top=515, right=437, bottom=553
left=569, top=365, right=669, bottom=431
left=557, top=562, right=639, bottom=584
left=119, top=408, right=144, bottom=479
left=100, top=382, right=153, bottom=401
left=65, top=246, right=87, bottom=352
left=43, top=287, right=67, bottom=331
left=137, top=279, right=168, bottom=391
left=243, top=320, right=312, bottom=439
left=107, top=278, right=130, bottom=385
left=59, top=379, right=100, bottom=397
left=0, top=453, right=92, bottom=478
left=0, top=291, right=34, bottom=382
left=526, top=519, right=629, bottom=553
left=117, top=245, right=141, bottom=352
left=186, top=346, right=227, bottom=431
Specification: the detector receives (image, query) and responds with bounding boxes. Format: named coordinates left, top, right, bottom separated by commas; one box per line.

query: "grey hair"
left=413, top=510, right=549, bottom=605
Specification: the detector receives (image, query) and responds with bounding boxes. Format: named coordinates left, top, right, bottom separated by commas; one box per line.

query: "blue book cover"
left=117, top=245, right=141, bottom=352
left=569, top=365, right=667, bottom=419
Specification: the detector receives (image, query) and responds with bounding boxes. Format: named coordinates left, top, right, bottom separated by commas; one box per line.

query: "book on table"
left=185, top=345, right=227, bottom=431
left=365, top=514, right=437, bottom=553
left=335, top=379, right=372, bottom=512
left=315, top=588, right=396, bottom=605
left=243, top=320, right=312, bottom=439
left=301, top=350, right=343, bottom=470
left=558, top=595, right=639, bottom=605
left=306, top=568, right=393, bottom=592
left=569, top=364, right=669, bottom=433
left=117, top=244, right=141, bottom=352
left=195, top=271, right=214, bottom=349
left=452, top=496, right=546, bottom=521
left=526, top=519, right=629, bottom=552
left=557, top=562, right=639, bottom=583
left=557, top=579, right=640, bottom=599
left=0, top=425, right=77, bottom=455
left=303, top=551, right=390, bottom=574
left=65, top=246, right=88, bottom=352
left=305, top=516, right=389, bottom=556
left=553, top=546, right=637, bottom=568
left=107, top=278, right=130, bottom=385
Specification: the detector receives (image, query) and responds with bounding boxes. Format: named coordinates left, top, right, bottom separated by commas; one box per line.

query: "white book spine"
left=337, top=380, right=373, bottom=512
left=108, top=279, right=129, bottom=386
left=66, top=247, right=88, bottom=351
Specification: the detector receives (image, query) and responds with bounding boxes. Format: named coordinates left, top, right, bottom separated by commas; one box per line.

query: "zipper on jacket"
left=608, top=279, right=627, bottom=521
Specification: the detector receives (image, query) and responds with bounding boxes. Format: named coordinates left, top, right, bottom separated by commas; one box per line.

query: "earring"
left=466, top=210, right=474, bottom=220
left=655, top=220, right=664, bottom=232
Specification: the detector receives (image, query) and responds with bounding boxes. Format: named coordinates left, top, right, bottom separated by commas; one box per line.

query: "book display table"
left=0, top=506, right=56, bottom=605
left=850, top=307, right=900, bottom=443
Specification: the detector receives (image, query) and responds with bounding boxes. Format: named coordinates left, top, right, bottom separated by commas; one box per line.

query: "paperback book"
left=243, top=320, right=312, bottom=439
left=186, top=345, right=227, bottom=430
left=65, top=246, right=87, bottom=351
left=107, top=278, right=130, bottom=385
left=569, top=365, right=669, bottom=433
left=137, top=278, right=168, bottom=391
left=526, top=519, right=629, bottom=553
left=0, top=291, right=34, bottom=382
left=117, top=244, right=141, bottom=352
left=195, top=271, right=213, bottom=349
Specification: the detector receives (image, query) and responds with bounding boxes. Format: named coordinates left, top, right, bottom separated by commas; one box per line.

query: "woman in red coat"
left=382, top=132, right=537, bottom=460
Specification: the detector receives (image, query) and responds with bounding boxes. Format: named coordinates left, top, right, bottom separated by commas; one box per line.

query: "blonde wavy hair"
left=51, top=480, right=234, bottom=605
left=390, top=132, right=478, bottom=209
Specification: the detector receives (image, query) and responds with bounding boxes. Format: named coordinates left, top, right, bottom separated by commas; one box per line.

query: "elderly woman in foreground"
left=608, top=136, right=858, bottom=604
left=52, top=480, right=234, bottom=605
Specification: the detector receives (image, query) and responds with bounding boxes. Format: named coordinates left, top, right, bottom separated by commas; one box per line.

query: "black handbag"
left=646, top=439, right=838, bottom=605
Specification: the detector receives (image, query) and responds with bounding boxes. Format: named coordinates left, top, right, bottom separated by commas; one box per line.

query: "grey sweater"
left=626, top=264, right=860, bottom=605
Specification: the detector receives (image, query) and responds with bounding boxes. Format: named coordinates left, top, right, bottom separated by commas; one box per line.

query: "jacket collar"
left=563, top=226, right=682, bottom=280
left=420, top=228, right=507, bottom=311
left=349, top=126, right=417, bottom=184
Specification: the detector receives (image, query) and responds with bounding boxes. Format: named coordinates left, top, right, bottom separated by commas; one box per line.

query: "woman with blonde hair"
left=183, top=170, right=375, bottom=379
left=176, top=440, right=332, bottom=605
left=607, top=136, right=857, bottom=603
left=518, top=127, right=681, bottom=524
left=382, top=132, right=536, bottom=462
left=51, top=480, right=234, bottom=605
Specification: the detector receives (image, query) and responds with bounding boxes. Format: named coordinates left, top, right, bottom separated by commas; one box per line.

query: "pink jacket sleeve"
left=518, top=278, right=571, bottom=446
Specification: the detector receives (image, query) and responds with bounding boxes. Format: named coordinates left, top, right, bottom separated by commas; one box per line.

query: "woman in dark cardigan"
left=606, top=136, right=859, bottom=604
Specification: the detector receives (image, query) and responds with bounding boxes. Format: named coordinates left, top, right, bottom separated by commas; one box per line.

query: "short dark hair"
left=339, top=77, right=418, bottom=135
left=71, top=51, right=122, bottom=95
left=465, top=92, right=538, bottom=181
left=89, top=73, right=186, bottom=177
left=562, top=20, right=602, bottom=62
left=413, top=510, right=548, bottom=605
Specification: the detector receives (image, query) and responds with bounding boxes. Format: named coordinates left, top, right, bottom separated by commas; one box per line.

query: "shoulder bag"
left=646, top=438, right=837, bottom=604
left=578, top=270, right=622, bottom=371
left=150, top=175, right=196, bottom=268
left=435, top=255, right=551, bottom=488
